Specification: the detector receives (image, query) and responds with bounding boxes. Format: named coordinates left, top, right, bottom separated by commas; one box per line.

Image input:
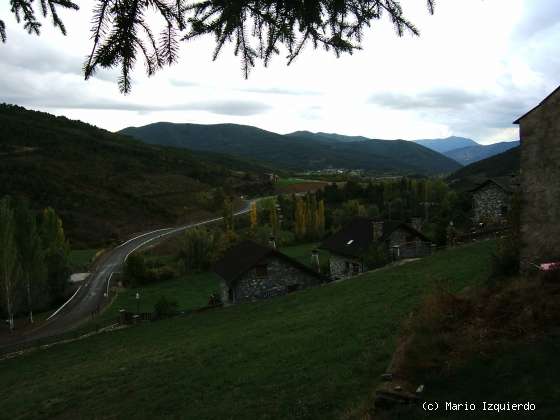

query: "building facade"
left=213, top=241, right=325, bottom=305
left=515, top=87, right=560, bottom=269
left=320, top=218, right=432, bottom=280
left=471, top=179, right=515, bottom=225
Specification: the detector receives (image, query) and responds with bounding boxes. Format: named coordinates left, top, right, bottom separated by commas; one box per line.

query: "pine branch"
left=0, top=20, right=6, bottom=43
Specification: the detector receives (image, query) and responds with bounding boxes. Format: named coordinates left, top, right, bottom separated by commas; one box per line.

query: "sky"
left=1, top=0, right=559, bottom=144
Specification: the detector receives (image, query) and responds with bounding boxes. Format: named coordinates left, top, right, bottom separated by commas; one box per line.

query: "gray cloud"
left=237, top=87, right=322, bottom=96
left=368, top=88, right=485, bottom=110
left=169, top=79, right=200, bottom=87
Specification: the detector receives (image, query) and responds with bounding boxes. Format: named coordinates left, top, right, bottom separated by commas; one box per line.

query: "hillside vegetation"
left=120, top=123, right=462, bottom=175
left=448, top=146, right=520, bottom=191
left=0, top=241, right=494, bottom=420
left=0, top=104, right=271, bottom=247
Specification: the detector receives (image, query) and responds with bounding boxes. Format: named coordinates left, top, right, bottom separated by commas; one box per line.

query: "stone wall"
left=387, top=228, right=431, bottom=260
left=519, top=90, right=560, bottom=269
left=229, top=256, right=323, bottom=303
left=329, top=254, right=364, bottom=280
left=473, top=184, right=511, bottom=224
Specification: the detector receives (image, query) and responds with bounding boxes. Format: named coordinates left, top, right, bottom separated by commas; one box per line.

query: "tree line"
left=0, top=196, right=70, bottom=330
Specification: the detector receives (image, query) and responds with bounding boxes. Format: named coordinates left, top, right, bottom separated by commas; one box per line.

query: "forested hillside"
left=0, top=104, right=272, bottom=247
left=447, top=146, right=520, bottom=190
left=120, top=123, right=462, bottom=175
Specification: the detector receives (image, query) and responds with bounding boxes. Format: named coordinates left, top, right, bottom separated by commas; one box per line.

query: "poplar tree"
left=222, top=198, right=234, bottom=233
left=249, top=201, right=258, bottom=232
left=1, top=1, right=435, bottom=93
left=316, top=200, right=326, bottom=238
left=294, top=196, right=307, bottom=241
left=40, top=207, right=70, bottom=303
left=269, top=205, right=279, bottom=236
left=0, top=197, right=19, bottom=330
left=15, top=199, right=46, bottom=323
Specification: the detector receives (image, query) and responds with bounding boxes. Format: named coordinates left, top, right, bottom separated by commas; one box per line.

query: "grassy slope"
left=0, top=241, right=494, bottom=420
left=389, top=335, right=560, bottom=420
left=100, top=272, right=222, bottom=323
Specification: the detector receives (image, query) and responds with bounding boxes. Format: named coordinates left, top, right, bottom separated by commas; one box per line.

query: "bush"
left=153, top=296, right=179, bottom=319
left=123, top=254, right=148, bottom=287
left=363, top=244, right=389, bottom=270
left=490, top=235, right=520, bottom=281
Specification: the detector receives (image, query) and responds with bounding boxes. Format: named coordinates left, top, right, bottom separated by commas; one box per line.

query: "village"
left=1, top=1, right=559, bottom=419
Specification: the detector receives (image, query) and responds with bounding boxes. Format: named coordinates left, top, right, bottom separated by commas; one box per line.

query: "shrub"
left=153, top=296, right=179, bottom=319
left=490, top=235, right=520, bottom=281
left=123, top=254, right=148, bottom=287
left=363, top=244, right=389, bottom=270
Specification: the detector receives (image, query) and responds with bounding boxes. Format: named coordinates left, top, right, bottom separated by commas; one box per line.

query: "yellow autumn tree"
left=250, top=201, right=258, bottom=231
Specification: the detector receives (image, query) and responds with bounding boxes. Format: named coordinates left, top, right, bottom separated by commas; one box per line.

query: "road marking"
left=46, top=286, right=83, bottom=321
left=115, top=227, right=172, bottom=249
left=105, top=272, right=114, bottom=297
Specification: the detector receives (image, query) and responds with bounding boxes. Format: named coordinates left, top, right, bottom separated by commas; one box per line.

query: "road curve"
left=0, top=203, right=252, bottom=351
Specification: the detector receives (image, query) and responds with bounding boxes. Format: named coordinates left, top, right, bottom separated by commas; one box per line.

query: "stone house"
left=470, top=177, right=519, bottom=225
left=319, top=218, right=432, bottom=280
left=514, top=86, right=560, bottom=270
left=213, top=240, right=325, bottom=304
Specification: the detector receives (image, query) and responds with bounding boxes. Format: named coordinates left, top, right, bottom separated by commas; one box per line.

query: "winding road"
left=0, top=203, right=252, bottom=352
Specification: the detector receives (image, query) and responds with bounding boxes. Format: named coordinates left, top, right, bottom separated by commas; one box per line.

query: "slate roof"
left=212, top=240, right=326, bottom=286
left=469, top=176, right=520, bottom=194
left=319, top=218, right=431, bottom=258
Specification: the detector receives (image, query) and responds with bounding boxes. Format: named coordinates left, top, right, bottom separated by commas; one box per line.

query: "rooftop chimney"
left=410, top=217, right=422, bottom=231
left=311, top=249, right=320, bottom=273
left=268, top=236, right=277, bottom=249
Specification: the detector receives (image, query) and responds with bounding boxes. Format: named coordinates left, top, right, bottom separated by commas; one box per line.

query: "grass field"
left=99, top=272, right=221, bottom=324
left=0, top=241, right=495, bottom=420
left=68, top=249, right=99, bottom=271
left=280, top=242, right=329, bottom=267
left=387, top=334, right=560, bottom=420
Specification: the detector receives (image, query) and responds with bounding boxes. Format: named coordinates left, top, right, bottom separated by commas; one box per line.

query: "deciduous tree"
left=0, top=197, right=19, bottom=330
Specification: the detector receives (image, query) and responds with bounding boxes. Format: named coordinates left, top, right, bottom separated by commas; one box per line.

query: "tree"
left=1, top=1, right=435, bottom=93
left=222, top=198, right=235, bottom=233
left=249, top=201, right=258, bottom=232
left=316, top=200, right=326, bottom=238
left=14, top=199, right=46, bottom=323
left=294, top=196, right=307, bottom=240
left=0, top=197, right=19, bottom=330
left=40, top=207, right=70, bottom=304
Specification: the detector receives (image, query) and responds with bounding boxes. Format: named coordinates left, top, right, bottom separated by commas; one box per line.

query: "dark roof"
left=212, top=240, right=326, bottom=286
left=319, top=218, right=431, bottom=258
left=513, top=85, right=560, bottom=124
left=469, top=176, right=520, bottom=194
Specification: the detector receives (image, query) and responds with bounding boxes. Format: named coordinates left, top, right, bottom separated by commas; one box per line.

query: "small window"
left=500, top=205, right=509, bottom=217
left=255, top=264, right=268, bottom=278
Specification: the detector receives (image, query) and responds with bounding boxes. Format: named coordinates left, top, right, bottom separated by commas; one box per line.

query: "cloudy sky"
left=1, top=0, right=559, bottom=143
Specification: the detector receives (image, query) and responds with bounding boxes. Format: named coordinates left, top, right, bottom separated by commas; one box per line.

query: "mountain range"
left=412, top=136, right=519, bottom=165
left=120, top=123, right=462, bottom=175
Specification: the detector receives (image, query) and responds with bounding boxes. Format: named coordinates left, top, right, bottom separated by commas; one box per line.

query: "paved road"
left=0, top=203, right=251, bottom=351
